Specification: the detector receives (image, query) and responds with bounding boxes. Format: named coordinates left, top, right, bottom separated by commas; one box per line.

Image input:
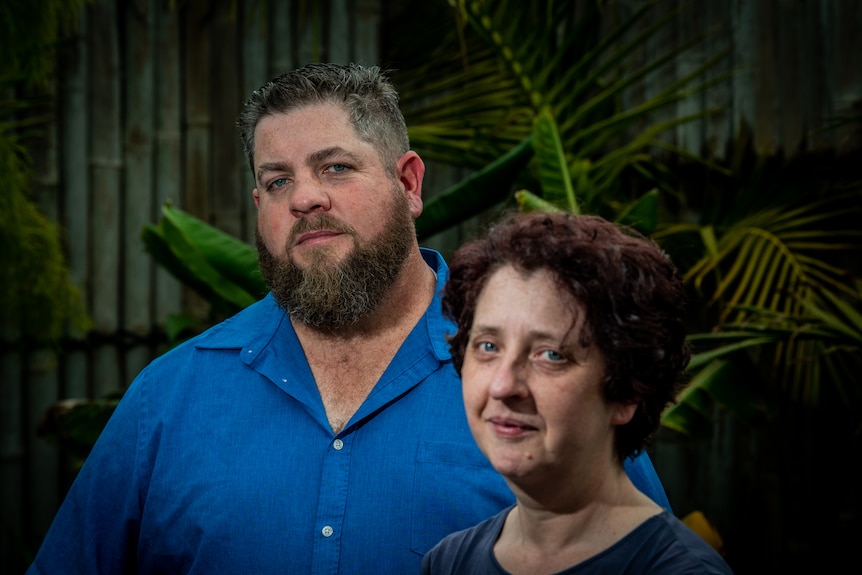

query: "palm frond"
left=398, top=0, right=725, bottom=218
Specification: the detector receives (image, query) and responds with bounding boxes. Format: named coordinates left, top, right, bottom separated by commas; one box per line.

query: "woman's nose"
left=487, top=360, right=529, bottom=400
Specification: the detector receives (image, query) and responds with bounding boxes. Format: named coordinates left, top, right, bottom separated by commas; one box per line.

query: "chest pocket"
left=410, top=440, right=514, bottom=555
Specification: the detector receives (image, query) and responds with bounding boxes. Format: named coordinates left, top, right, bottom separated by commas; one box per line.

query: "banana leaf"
left=532, top=107, right=578, bottom=214
left=415, top=135, right=534, bottom=239
left=161, top=205, right=265, bottom=299
left=399, top=0, right=725, bottom=222
left=142, top=203, right=266, bottom=312
left=662, top=355, right=772, bottom=439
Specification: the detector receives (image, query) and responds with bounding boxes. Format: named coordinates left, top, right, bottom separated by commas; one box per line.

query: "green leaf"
left=37, top=396, right=121, bottom=463
left=515, top=189, right=565, bottom=213
left=164, top=313, right=206, bottom=343
left=142, top=223, right=214, bottom=300
left=686, top=335, right=780, bottom=370
left=616, top=189, right=658, bottom=234
left=161, top=205, right=266, bottom=299
left=159, top=210, right=259, bottom=310
left=142, top=204, right=266, bottom=313
left=532, top=107, right=578, bottom=214
left=415, top=135, right=535, bottom=239
left=399, top=0, right=723, bottom=224
left=663, top=357, right=771, bottom=437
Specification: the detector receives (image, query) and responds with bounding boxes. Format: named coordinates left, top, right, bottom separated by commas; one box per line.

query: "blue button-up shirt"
left=28, top=249, right=669, bottom=574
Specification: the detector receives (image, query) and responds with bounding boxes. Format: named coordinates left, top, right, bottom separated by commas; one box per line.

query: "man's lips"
left=294, top=230, right=342, bottom=247
left=487, top=416, right=538, bottom=438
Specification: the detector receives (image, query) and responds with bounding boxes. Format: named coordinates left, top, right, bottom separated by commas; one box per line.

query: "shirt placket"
left=311, top=432, right=352, bottom=573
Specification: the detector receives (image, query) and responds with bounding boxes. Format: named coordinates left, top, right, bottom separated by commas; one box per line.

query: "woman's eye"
left=479, top=341, right=498, bottom=353
left=541, top=349, right=564, bottom=362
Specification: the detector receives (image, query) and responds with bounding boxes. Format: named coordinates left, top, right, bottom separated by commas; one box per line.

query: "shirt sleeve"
left=624, top=450, right=672, bottom=511
left=26, top=369, right=150, bottom=574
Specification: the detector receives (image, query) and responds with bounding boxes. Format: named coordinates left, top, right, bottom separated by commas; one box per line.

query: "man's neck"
left=291, top=249, right=437, bottom=432
left=291, top=248, right=437, bottom=344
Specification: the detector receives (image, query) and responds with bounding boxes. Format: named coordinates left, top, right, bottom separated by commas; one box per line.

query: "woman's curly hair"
left=442, top=211, right=691, bottom=463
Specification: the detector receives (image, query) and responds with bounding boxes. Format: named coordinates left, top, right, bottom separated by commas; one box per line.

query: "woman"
left=422, top=212, right=733, bottom=574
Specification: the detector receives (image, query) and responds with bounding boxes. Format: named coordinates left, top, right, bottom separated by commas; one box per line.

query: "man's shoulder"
left=148, top=294, right=284, bottom=364
left=194, top=293, right=283, bottom=348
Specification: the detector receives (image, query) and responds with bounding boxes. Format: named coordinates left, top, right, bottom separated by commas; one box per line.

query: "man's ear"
left=252, top=188, right=261, bottom=208
left=396, top=151, right=425, bottom=218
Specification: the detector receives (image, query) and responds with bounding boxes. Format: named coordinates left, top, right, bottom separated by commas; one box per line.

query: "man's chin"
left=292, top=256, right=346, bottom=277
left=291, top=239, right=352, bottom=266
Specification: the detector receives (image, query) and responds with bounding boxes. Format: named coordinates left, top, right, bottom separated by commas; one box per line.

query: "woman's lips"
left=488, top=416, right=537, bottom=438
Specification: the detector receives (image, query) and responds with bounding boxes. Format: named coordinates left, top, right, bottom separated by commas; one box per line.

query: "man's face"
left=251, top=103, right=421, bottom=329
left=256, top=189, right=415, bottom=329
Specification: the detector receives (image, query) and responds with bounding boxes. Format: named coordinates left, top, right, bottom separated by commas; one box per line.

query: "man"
left=27, top=63, right=670, bottom=574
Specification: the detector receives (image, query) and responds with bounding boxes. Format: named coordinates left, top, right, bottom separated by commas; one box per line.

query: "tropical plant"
left=517, top=106, right=862, bottom=440
left=0, top=0, right=91, bottom=344
left=40, top=0, right=862, bottom=458
left=34, top=0, right=740, bottom=452
left=656, top=170, right=862, bottom=437
left=141, top=202, right=267, bottom=335
left=392, top=0, right=730, bottom=236
left=389, top=0, right=862, bottom=439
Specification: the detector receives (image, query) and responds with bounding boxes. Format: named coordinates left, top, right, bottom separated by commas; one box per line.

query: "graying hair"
left=236, top=63, right=409, bottom=178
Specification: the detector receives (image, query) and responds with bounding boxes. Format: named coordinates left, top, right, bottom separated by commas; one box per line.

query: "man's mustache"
left=287, top=214, right=357, bottom=248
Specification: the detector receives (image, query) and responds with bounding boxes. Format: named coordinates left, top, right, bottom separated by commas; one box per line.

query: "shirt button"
left=333, top=439, right=344, bottom=450
left=322, top=525, right=334, bottom=537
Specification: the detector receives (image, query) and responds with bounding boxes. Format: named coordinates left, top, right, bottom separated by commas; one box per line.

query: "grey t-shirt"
left=420, top=507, right=734, bottom=574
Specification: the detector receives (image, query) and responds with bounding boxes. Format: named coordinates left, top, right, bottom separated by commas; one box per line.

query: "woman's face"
left=461, top=265, right=634, bottom=487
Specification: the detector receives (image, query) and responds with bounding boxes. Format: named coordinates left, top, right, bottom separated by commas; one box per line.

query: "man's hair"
left=236, top=62, right=409, bottom=177
left=442, top=211, right=691, bottom=463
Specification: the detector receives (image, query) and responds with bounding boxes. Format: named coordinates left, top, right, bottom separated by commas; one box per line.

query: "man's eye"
left=269, top=177, right=288, bottom=190
left=327, top=164, right=349, bottom=174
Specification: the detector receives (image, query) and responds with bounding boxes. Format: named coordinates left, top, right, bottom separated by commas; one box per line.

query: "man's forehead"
left=274, top=101, right=349, bottom=122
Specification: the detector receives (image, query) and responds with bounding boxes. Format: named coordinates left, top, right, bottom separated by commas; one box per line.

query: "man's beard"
left=256, top=190, right=416, bottom=330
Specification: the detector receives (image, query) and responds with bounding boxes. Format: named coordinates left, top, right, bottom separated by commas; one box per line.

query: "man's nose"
left=289, top=177, right=332, bottom=216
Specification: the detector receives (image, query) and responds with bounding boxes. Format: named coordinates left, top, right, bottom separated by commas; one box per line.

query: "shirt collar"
left=420, top=248, right=456, bottom=362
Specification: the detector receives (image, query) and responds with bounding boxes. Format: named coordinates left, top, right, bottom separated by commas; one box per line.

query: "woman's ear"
left=611, top=400, right=639, bottom=426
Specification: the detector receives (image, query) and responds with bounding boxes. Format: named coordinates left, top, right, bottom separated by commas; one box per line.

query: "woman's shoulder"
left=624, top=511, right=735, bottom=574
left=421, top=506, right=512, bottom=574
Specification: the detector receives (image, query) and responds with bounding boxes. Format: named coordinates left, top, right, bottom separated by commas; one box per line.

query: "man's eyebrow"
left=256, top=161, right=289, bottom=184
left=307, top=146, right=362, bottom=166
